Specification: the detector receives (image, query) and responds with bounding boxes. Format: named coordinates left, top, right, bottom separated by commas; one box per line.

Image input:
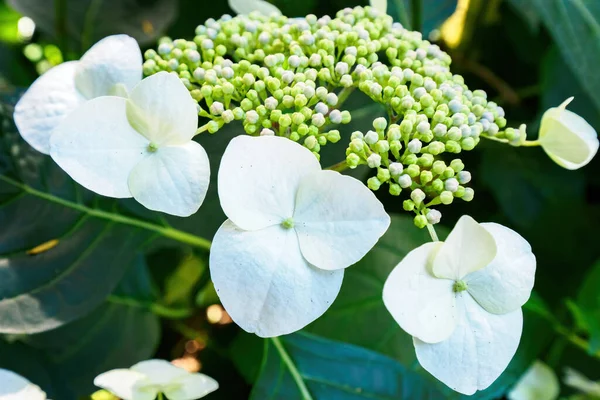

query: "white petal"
left=165, top=373, right=219, bottom=400
left=415, top=294, right=523, bottom=395
left=128, top=141, right=210, bottom=217
left=0, top=369, right=46, bottom=400
left=127, top=72, right=198, bottom=145
left=228, top=0, right=282, bottom=15
left=131, top=360, right=188, bottom=386
left=93, top=369, right=155, bottom=400
left=464, top=223, right=536, bottom=314
left=432, top=215, right=497, bottom=280
left=383, top=242, right=458, bottom=343
left=14, top=61, right=84, bottom=154
left=75, top=34, right=142, bottom=99
left=539, top=104, right=599, bottom=170
left=209, top=220, right=343, bottom=337
left=370, top=0, right=387, bottom=13
left=294, top=170, right=391, bottom=270
left=507, top=361, right=559, bottom=400
left=50, top=96, right=148, bottom=198
left=218, top=135, right=320, bottom=231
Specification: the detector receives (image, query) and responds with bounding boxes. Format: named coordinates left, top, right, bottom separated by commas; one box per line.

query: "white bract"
left=507, top=361, right=559, bottom=400
left=228, top=0, right=282, bottom=15
left=94, top=359, right=218, bottom=400
left=50, top=71, right=210, bottom=217
left=0, top=369, right=46, bottom=400
left=539, top=97, right=599, bottom=170
left=210, top=135, right=390, bottom=337
left=14, top=35, right=142, bottom=154
left=383, top=215, right=536, bottom=395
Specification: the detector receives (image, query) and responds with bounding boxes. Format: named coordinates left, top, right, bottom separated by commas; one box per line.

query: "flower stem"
left=481, top=134, right=510, bottom=144
left=336, top=87, right=355, bottom=107
left=521, top=139, right=541, bottom=147
left=107, top=295, right=193, bottom=319
left=426, top=223, right=439, bottom=241
left=195, top=123, right=210, bottom=135
left=325, top=160, right=349, bottom=172
left=270, top=337, right=314, bottom=400
left=0, top=175, right=212, bottom=251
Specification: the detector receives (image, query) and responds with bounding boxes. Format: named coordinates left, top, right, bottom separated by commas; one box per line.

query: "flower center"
left=453, top=280, right=468, bottom=292
left=147, top=142, right=159, bottom=153
left=281, top=217, right=295, bottom=229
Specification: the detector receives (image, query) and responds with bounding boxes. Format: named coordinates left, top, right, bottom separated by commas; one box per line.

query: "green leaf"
left=251, top=332, right=444, bottom=399
left=0, top=91, right=153, bottom=334
left=568, top=259, right=600, bottom=354
left=0, top=2, right=21, bottom=44
left=527, top=0, right=600, bottom=114
left=0, top=258, right=160, bottom=399
left=6, top=0, right=177, bottom=50
left=388, top=0, right=457, bottom=35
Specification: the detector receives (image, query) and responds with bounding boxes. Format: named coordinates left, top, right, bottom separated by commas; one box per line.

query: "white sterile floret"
left=383, top=215, right=536, bottom=395
left=507, top=361, right=559, bottom=400
left=94, top=359, right=218, bottom=400
left=210, top=136, right=390, bottom=337
left=50, top=72, right=210, bottom=217
left=0, top=369, right=46, bottom=400
left=14, top=34, right=142, bottom=154
left=538, top=97, right=599, bottom=170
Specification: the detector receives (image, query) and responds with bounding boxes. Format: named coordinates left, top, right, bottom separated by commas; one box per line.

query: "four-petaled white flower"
left=210, top=135, right=390, bottom=337
left=383, top=215, right=536, bottom=395
left=539, top=97, right=599, bottom=170
left=15, top=35, right=142, bottom=154
left=228, top=0, right=282, bottom=15
left=507, top=361, right=559, bottom=400
left=0, top=369, right=46, bottom=400
left=94, top=359, right=218, bottom=400
left=50, top=71, right=210, bottom=217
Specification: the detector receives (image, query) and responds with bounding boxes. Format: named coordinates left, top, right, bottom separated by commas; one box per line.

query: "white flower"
left=210, top=135, right=390, bottom=337
left=228, top=0, right=281, bottom=15
left=0, top=369, right=46, bottom=400
left=14, top=35, right=142, bottom=154
left=507, top=361, right=559, bottom=400
left=539, top=97, right=599, bottom=170
left=383, top=215, right=536, bottom=395
left=94, top=359, right=218, bottom=400
left=50, top=72, right=210, bottom=217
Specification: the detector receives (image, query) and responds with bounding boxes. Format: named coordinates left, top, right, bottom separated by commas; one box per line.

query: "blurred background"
left=1, top=0, right=599, bottom=399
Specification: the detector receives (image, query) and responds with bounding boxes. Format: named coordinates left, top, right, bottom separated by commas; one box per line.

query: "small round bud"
left=374, top=140, right=390, bottom=153
left=329, top=109, right=343, bottom=124
left=367, top=153, right=382, bottom=168
left=260, top=128, right=275, bottom=136
left=426, top=209, right=442, bottom=224
left=364, top=130, right=379, bottom=145
left=450, top=159, right=465, bottom=172
left=414, top=215, right=428, bottom=229
left=326, top=93, right=338, bottom=106
left=398, top=174, right=412, bottom=188
left=389, top=183, right=402, bottom=196
left=444, top=178, right=459, bottom=192
left=346, top=153, right=361, bottom=168
left=389, top=162, right=404, bottom=177
left=403, top=199, right=415, bottom=211
left=462, top=187, right=475, bottom=202
left=420, top=170, right=433, bottom=184
left=411, top=188, right=426, bottom=205
left=367, top=177, right=382, bottom=191
left=440, top=191, right=454, bottom=204
left=210, top=101, right=224, bottom=115
left=246, top=110, right=259, bottom=124
left=373, top=117, right=387, bottom=131
left=457, top=171, right=471, bottom=184
left=304, top=135, right=318, bottom=150
left=311, top=113, right=326, bottom=127
left=408, top=139, right=422, bottom=153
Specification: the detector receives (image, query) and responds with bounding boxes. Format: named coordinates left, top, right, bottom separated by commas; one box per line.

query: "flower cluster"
left=142, top=6, right=523, bottom=226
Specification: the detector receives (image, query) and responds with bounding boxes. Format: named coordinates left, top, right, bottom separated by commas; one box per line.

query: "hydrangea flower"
left=50, top=71, right=210, bottom=217
left=507, top=361, right=559, bottom=400
left=0, top=369, right=46, bottom=400
left=14, top=35, right=142, bottom=154
left=228, top=0, right=281, bottom=15
left=94, top=359, right=218, bottom=400
left=538, top=97, right=599, bottom=170
left=210, top=135, right=390, bottom=337
left=383, top=215, right=536, bottom=395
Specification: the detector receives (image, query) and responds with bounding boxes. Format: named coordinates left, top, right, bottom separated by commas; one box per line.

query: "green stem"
left=158, top=393, right=164, bottom=400
left=271, top=337, right=314, bottom=400
left=426, top=223, right=439, bottom=241
left=411, top=0, right=423, bottom=32
left=107, top=295, right=193, bottom=319
left=325, top=160, right=349, bottom=172
left=0, top=175, right=212, bottom=251
left=521, top=139, right=541, bottom=147
left=195, top=122, right=211, bottom=135
left=481, top=134, right=509, bottom=144
left=336, top=87, right=355, bottom=108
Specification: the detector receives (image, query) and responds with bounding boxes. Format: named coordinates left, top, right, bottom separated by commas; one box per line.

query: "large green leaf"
left=307, top=214, right=552, bottom=399
left=0, top=258, right=161, bottom=399
left=522, top=0, right=600, bottom=114
left=6, top=0, right=177, bottom=50
left=0, top=91, right=153, bottom=334
left=387, top=0, right=457, bottom=35
left=251, top=332, right=444, bottom=399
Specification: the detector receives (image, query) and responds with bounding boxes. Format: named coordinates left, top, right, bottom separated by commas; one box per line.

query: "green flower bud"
left=389, top=183, right=402, bottom=196
left=377, top=168, right=391, bottom=182
left=431, top=179, right=444, bottom=192
left=432, top=160, right=446, bottom=175
left=440, top=190, right=454, bottom=204
left=450, top=159, right=464, bottom=172
left=462, top=187, right=475, bottom=201
left=417, top=154, right=434, bottom=167
left=403, top=199, right=415, bottom=211
left=445, top=140, right=462, bottom=153
left=461, top=137, right=476, bottom=150
left=374, top=140, right=390, bottom=153
left=373, top=117, right=387, bottom=131
left=367, top=177, right=382, bottom=191
left=414, top=215, right=428, bottom=229
left=406, top=164, right=420, bottom=178
left=346, top=153, right=361, bottom=168
left=326, top=130, right=341, bottom=143
left=420, top=170, right=433, bottom=184
left=304, top=135, right=318, bottom=150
